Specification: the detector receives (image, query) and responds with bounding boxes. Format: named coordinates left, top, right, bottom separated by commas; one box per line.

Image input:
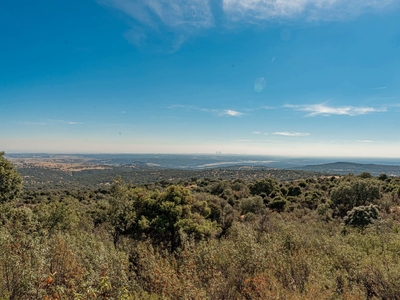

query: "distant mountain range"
left=293, top=162, right=400, bottom=176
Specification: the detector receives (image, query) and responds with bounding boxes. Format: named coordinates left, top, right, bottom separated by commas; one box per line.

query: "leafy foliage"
left=268, top=196, right=287, bottom=212
left=344, top=204, right=379, bottom=228
left=109, top=180, right=219, bottom=249
left=240, top=196, right=264, bottom=214
left=0, top=152, right=22, bottom=203
left=330, top=179, right=380, bottom=216
left=249, top=178, right=278, bottom=197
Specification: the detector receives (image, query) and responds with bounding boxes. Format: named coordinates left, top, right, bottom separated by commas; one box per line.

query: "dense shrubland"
left=2, top=152, right=400, bottom=299
left=17, top=165, right=322, bottom=190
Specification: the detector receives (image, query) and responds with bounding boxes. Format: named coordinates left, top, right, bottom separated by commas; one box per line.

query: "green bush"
left=0, top=152, right=22, bottom=204
left=344, top=205, right=379, bottom=229
left=240, top=196, right=264, bottom=215
left=330, top=179, right=380, bottom=217
left=268, top=196, right=287, bottom=212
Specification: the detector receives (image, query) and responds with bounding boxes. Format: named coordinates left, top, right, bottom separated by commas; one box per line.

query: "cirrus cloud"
left=357, top=140, right=374, bottom=143
left=223, top=0, right=397, bottom=23
left=221, top=109, right=243, bottom=117
left=98, top=0, right=399, bottom=49
left=285, top=103, right=387, bottom=117
left=99, top=0, right=214, bottom=29
left=168, top=105, right=243, bottom=117
left=273, top=131, right=310, bottom=136
left=98, top=0, right=214, bottom=49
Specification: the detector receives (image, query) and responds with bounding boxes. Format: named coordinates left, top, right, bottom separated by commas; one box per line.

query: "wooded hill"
left=17, top=165, right=323, bottom=190
left=294, top=161, right=400, bottom=176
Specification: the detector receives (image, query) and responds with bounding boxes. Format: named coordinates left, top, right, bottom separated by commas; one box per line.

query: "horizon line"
left=4, top=151, right=400, bottom=160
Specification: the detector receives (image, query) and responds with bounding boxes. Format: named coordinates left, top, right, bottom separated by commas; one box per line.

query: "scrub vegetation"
left=2, top=152, right=400, bottom=299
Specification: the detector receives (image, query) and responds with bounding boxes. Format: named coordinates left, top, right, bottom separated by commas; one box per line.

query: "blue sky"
left=1, top=0, right=400, bottom=157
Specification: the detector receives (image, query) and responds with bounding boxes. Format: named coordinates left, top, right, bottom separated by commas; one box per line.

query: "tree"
left=330, top=179, right=380, bottom=217
left=249, top=178, right=278, bottom=197
left=0, top=152, right=22, bottom=203
left=240, top=196, right=264, bottom=215
left=109, top=182, right=219, bottom=250
left=268, top=196, right=287, bottom=212
left=287, top=186, right=302, bottom=197
left=378, top=173, right=389, bottom=181
left=108, top=180, right=150, bottom=246
left=358, top=172, right=373, bottom=179
left=149, top=185, right=219, bottom=250
left=344, top=205, right=379, bottom=229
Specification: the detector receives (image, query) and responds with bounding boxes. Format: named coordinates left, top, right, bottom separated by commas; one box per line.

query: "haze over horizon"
left=1, top=0, right=400, bottom=157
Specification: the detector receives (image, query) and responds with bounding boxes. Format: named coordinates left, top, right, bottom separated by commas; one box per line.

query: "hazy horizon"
left=6, top=152, right=400, bottom=164
left=4, top=145, right=400, bottom=159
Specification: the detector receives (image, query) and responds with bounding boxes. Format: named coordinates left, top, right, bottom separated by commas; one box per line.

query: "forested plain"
left=2, top=152, right=400, bottom=299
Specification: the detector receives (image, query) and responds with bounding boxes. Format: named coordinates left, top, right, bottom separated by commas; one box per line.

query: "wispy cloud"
left=252, top=131, right=261, bottom=135
left=235, top=139, right=280, bottom=143
left=19, top=120, right=82, bottom=126
left=19, top=122, right=47, bottom=126
left=273, top=132, right=310, bottom=137
left=357, top=140, right=374, bottom=143
left=223, top=0, right=397, bottom=23
left=100, top=0, right=214, bottom=29
left=221, top=109, right=243, bottom=117
left=98, top=0, right=398, bottom=50
left=169, top=105, right=242, bottom=117
left=98, top=0, right=214, bottom=49
left=65, top=121, right=83, bottom=125
left=285, top=103, right=386, bottom=117
left=47, top=119, right=83, bottom=125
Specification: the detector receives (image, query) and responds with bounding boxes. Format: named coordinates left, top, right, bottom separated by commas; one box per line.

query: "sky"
left=1, top=0, right=400, bottom=157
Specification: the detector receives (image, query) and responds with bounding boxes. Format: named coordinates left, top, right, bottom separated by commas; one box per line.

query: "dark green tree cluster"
left=330, top=179, right=380, bottom=217
left=109, top=178, right=219, bottom=249
left=0, top=152, right=22, bottom=203
left=344, top=204, right=379, bottom=229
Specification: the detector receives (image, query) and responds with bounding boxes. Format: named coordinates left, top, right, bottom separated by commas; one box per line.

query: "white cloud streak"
left=169, top=105, right=243, bottom=117
left=98, top=0, right=213, bottom=48
left=273, top=131, right=310, bottom=136
left=235, top=139, right=280, bottom=143
left=357, top=140, right=374, bottom=143
left=65, top=122, right=83, bottom=125
left=223, top=0, right=397, bottom=23
left=285, top=103, right=386, bottom=117
left=19, top=122, right=47, bottom=126
left=98, top=0, right=398, bottom=49
left=100, top=0, right=214, bottom=29
left=19, top=120, right=83, bottom=126
left=221, top=109, right=243, bottom=117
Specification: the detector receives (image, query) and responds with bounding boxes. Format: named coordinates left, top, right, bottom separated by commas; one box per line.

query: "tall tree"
left=330, top=179, right=380, bottom=217
left=0, top=152, right=22, bottom=203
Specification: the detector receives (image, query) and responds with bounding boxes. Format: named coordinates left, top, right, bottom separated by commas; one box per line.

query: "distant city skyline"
left=1, top=1, right=400, bottom=157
